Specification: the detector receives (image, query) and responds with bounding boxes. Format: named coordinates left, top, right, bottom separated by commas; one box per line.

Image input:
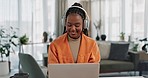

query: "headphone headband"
left=67, top=6, right=90, bottom=21
left=62, top=6, right=90, bottom=30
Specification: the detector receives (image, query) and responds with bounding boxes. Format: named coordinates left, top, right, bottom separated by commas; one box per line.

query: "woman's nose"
left=71, top=25, right=76, bottom=30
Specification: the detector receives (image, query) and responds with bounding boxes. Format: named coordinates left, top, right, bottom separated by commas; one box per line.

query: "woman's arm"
left=88, top=42, right=101, bottom=63
left=48, top=44, right=59, bottom=64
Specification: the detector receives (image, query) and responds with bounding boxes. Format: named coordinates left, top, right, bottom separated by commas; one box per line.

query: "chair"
left=18, top=53, right=46, bottom=78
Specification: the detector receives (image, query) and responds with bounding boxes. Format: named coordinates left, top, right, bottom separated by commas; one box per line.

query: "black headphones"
left=62, top=6, right=90, bottom=30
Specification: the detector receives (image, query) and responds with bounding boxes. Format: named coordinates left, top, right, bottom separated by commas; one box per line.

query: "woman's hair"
left=65, top=3, right=86, bottom=20
left=63, top=2, right=88, bottom=36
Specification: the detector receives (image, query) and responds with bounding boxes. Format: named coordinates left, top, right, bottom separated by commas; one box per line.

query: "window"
left=132, top=0, right=145, bottom=40
left=91, top=0, right=146, bottom=41
left=0, top=0, right=55, bottom=70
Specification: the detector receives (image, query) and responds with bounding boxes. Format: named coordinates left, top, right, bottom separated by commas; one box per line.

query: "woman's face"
left=65, top=13, right=83, bottom=39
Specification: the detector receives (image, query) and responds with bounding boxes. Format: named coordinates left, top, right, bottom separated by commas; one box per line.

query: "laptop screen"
left=48, top=63, right=100, bottom=78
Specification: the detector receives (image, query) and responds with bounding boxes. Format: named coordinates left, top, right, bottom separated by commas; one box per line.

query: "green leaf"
left=19, top=34, right=29, bottom=44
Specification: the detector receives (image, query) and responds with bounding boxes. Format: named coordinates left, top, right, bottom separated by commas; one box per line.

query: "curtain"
left=0, top=0, right=19, bottom=70
left=55, top=0, right=68, bottom=36
left=80, top=0, right=92, bottom=36
left=0, top=0, right=55, bottom=70
left=91, top=0, right=102, bottom=39
left=91, top=0, right=146, bottom=41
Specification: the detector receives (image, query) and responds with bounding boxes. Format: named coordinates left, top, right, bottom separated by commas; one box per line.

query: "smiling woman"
left=48, top=2, right=101, bottom=64
left=66, top=13, right=83, bottom=39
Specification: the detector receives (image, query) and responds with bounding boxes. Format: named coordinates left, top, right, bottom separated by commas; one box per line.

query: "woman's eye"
left=67, top=24, right=72, bottom=27
left=75, top=24, right=80, bottom=27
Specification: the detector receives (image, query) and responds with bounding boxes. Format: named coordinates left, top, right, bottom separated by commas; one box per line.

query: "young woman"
left=48, top=3, right=100, bottom=63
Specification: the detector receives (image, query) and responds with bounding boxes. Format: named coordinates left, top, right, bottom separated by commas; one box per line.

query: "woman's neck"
left=68, top=35, right=81, bottom=41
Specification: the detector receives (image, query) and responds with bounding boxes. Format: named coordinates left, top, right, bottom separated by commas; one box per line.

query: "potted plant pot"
left=101, top=34, right=106, bottom=41
left=0, top=61, right=9, bottom=75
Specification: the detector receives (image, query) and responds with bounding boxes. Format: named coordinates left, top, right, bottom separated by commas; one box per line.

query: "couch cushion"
left=98, top=41, right=111, bottom=59
left=100, top=60, right=134, bottom=73
left=108, top=43, right=129, bottom=61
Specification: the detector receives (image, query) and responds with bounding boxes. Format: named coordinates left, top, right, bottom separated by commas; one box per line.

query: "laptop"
left=48, top=63, right=100, bottom=78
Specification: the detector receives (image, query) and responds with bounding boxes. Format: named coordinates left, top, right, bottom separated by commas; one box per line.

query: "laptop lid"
left=48, top=63, right=100, bottom=78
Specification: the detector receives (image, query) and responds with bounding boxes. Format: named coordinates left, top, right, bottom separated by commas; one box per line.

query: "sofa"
left=42, top=41, right=139, bottom=73
left=98, top=41, right=139, bottom=73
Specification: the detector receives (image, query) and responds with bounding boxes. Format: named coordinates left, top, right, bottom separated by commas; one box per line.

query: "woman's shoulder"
left=50, top=33, right=67, bottom=45
left=82, top=34, right=95, bottom=41
left=82, top=34, right=97, bottom=44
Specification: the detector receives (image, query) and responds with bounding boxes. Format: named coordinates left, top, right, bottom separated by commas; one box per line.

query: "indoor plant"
left=18, top=34, right=29, bottom=72
left=48, top=32, right=55, bottom=42
left=132, top=44, right=139, bottom=52
left=0, top=26, right=18, bottom=75
left=120, top=32, right=125, bottom=41
left=94, top=20, right=101, bottom=41
left=18, top=34, right=29, bottom=54
left=19, top=34, right=29, bottom=45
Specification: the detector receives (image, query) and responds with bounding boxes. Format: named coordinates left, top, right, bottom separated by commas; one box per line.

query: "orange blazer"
left=48, top=33, right=101, bottom=64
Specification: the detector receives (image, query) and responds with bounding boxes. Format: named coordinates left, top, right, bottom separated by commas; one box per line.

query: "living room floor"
left=0, top=70, right=147, bottom=78
left=100, top=71, right=148, bottom=77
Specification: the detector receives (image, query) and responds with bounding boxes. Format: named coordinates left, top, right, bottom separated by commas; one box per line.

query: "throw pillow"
left=98, top=41, right=111, bottom=59
left=108, top=43, right=129, bottom=61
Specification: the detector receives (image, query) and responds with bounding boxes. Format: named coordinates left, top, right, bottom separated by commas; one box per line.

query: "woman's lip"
left=71, top=34, right=76, bottom=35
left=71, top=32, right=76, bottom=35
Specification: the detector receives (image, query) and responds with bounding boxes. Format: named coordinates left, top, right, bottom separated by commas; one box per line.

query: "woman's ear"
left=83, top=28, right=88, bottom=36
left=63, top=26, right=67, bottom=34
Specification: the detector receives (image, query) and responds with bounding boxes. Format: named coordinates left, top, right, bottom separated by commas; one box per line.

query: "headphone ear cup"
left=84, top=19, right=89, bottom=29
left=61, top=17, right=65, bottom=27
